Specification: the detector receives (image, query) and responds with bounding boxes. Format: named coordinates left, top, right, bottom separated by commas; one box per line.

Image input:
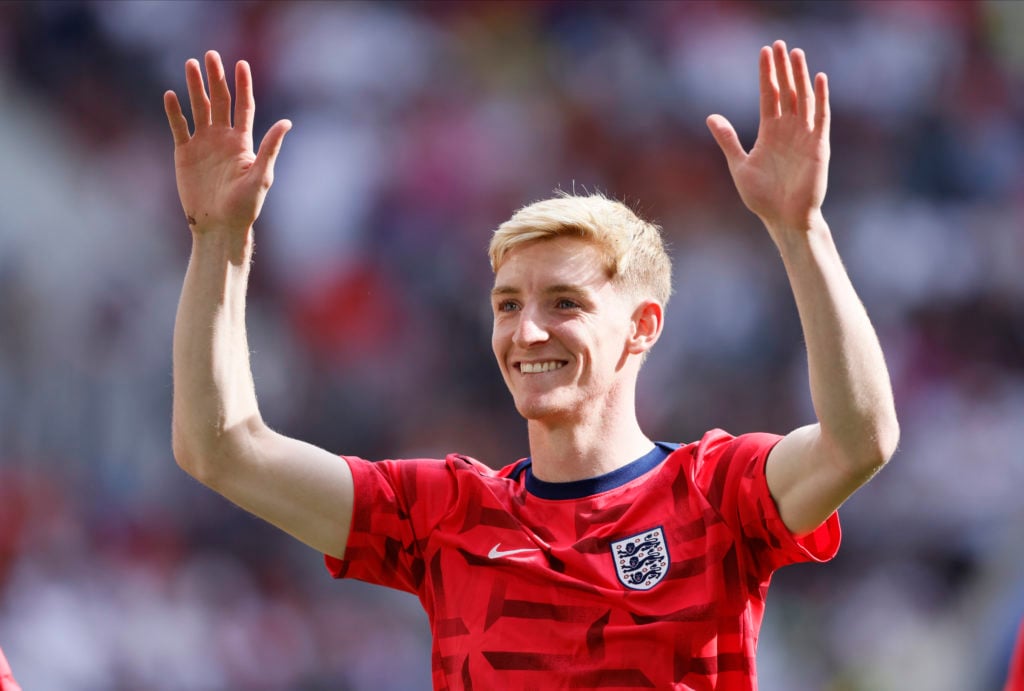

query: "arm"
left=706, top=41, right=899, bottom=536
left=0, top=646, right=21, bottom=691
left=166, top=51, right=354, bottom=558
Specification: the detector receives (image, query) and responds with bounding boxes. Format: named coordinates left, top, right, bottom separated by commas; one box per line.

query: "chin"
left=514, top=396, right=575, bottom=424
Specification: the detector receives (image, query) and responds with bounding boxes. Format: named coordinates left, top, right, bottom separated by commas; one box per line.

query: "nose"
left=513, top=306, right=549, bottom=347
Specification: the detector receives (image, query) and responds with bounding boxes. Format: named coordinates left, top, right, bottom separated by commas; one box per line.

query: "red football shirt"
left=326, top=429, right=840, bottom=689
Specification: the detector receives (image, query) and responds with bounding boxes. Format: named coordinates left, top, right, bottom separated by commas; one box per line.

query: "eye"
left=496, top=300, right=520, bottom=313
left=555, top=298, right=581, bottom=310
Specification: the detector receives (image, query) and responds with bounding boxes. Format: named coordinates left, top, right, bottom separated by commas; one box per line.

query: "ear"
left=627, top=300, right=663, bottom=356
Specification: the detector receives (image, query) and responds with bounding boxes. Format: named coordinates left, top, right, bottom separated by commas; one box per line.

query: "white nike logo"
left=488, top=543, right=540, bottom=559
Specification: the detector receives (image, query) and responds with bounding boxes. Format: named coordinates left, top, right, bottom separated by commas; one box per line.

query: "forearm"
left=172, top=227, right=263, bottom=478
left=775, top=213, right=899, bottom=472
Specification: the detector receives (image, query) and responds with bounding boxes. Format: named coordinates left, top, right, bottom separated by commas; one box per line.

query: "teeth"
left=520, top=361, right=565, bottom=374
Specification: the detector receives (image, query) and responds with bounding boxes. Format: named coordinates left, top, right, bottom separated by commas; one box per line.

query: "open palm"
left=707, top=41, right=830, bottom=237
left=164, top=51, right=291, bottom=233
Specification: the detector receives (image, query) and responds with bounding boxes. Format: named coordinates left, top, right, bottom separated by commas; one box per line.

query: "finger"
left=184, top=58, right=211, bottom=128
left=773, top=40, right=797, bottom=115
left=206, top=51, right=232, bottom=127
left=791, top=48, right=814, bottom=125
left=163, top=91, right=191, bottom=146
left=253, top=119, right=293, bottom=187
left=706, top=114, right=746, bottom=170
left=758, top=46, right=779, bottom=120
left=234, top=60, right=255, bottom=136
left=814, top=72, right=830, bottom=138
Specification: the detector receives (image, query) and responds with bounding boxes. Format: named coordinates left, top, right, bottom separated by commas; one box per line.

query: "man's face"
left=491, top=236, right=639, bottom=425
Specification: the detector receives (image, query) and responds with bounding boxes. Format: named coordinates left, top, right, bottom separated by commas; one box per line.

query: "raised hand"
left=164, top=51, right=291, bottom=234
left=706, top=40, right=830, bottom=239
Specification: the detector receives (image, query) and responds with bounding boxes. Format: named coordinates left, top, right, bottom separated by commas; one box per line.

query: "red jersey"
left=326, top=429, right=840, bottom=689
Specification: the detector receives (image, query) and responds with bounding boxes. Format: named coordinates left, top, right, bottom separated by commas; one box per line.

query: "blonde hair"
left=489, top=193, right=672, bottom=305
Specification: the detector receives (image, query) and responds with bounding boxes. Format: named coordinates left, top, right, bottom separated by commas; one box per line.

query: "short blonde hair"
left=489, top=193, right=672, bottom=305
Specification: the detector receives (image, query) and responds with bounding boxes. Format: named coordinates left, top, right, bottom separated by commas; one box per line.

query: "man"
left=164, top=40, right=898, bottom=688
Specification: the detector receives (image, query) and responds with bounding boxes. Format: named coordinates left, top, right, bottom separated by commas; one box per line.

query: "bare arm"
left=166, top=51, right=353, bottom=558
left=706, top=41, right=899, bottom=535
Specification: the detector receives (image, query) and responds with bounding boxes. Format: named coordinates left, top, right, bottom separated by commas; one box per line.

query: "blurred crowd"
left=0, top=1, right=1022, bottom=689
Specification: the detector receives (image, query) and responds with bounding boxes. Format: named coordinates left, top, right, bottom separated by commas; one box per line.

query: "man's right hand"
left=168, top=53, right=355, bottom=560
left=163, top=50, right=291, bottom=234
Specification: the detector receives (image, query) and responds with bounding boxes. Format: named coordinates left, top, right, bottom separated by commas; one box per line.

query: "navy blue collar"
left=511, top=442, right=679, bottom=500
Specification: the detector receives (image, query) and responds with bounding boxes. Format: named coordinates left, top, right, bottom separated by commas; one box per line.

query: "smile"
left=518, top=361, right=567, bottom=374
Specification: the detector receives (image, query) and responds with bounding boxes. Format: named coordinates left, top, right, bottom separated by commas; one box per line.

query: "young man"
left=165, top=40, right=898, bottom=688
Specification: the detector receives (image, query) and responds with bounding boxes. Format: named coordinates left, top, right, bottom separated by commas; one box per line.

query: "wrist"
left=773, top=214, right=839, bottom=270
left=764, top=209, right=828, bottom=247
left=191, top=225, right=254, bottom=267
left=762, top=207, right=826, bottom=235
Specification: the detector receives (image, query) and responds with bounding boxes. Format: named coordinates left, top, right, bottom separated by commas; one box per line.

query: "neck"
left=526, top=415, right=653, bottom=483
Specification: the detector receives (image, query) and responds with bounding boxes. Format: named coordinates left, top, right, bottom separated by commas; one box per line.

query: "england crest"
left=611, top=526, right=669, bottom=591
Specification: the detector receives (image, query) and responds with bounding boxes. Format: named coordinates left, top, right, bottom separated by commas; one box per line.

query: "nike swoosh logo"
left=488, top=543, right=540, bottom=559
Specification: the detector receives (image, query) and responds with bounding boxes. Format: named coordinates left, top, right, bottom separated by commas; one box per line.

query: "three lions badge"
left=611, top=526, right=669, bottom=591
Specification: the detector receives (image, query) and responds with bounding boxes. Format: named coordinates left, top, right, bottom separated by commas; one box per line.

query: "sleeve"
left=324, top=456, right=459, bottom=595
left=694, top=429, right=841, bottom=575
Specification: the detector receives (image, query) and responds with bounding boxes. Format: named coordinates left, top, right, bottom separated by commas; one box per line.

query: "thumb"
left=705, top=114, right=746, bottom=170
left=253, top=119, right=292, bottom=184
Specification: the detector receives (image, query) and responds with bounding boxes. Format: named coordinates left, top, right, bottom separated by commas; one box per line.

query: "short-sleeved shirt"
left=325, top=429, right=841, bottom=689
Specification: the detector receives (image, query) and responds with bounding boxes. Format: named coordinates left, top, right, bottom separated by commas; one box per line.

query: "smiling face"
left=491, top=236, right=655, bottom=427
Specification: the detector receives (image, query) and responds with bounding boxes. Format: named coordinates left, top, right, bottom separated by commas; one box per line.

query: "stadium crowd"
left=0, top=1, right=1022, bottom=689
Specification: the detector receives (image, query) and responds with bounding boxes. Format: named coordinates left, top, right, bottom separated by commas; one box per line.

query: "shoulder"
left=343, top=452, right=522, bottom=489
left=693, top=428, right=781, bottom=454
left=681, top=429, right=782, bottom=469
left=671, top=429, right=783, bottom=501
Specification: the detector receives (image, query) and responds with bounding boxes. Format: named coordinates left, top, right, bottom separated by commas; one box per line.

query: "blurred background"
left=0, top=0, right=1022, bottom=688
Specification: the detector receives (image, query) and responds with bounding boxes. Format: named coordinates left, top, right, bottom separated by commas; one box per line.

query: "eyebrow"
left=490, top=283, right=589, bottom=298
